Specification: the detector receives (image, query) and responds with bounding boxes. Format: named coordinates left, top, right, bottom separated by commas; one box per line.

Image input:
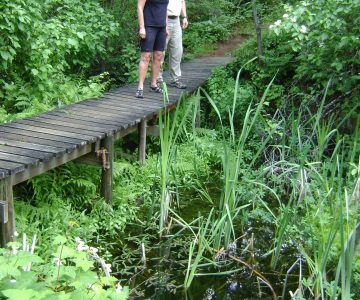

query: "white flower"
left=10, top=279, right=16, bottom=283
left=11, top=246, right=18, bottom=255
left=75, top=237, right=82, bottom=243
left=77, top=242, right=89, bottom=251
left=291, top=17, right=297, bottom=22
left=89, top=247, right=98, bottom=253
left=274, top=20, right=282, bottom=26
left=115, top=282, right=123, bottom=294
left=53, top=257, right=62, bottom=266
left=269, top=24, right=274, bottom=29
left=105, top=263, right=112, bottom=273
left=283, top=14, right=289, bottom=19
left=300, top=25, right=307, bottom=33
left=14, top=231, right=19, bottom=237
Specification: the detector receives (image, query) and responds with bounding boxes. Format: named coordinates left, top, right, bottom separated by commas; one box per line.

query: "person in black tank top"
left=136, top=0, right=169, bottom=98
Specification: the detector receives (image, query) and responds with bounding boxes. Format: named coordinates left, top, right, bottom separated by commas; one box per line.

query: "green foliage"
left=183, top=15, right=239, bottom=55
left=269, top=0, right=360, bottom=96
left=0, top=0, right=117, bottom=118
left=0, top=236, right=129, bottom=300
left=205, top=67, right=257, bottom=128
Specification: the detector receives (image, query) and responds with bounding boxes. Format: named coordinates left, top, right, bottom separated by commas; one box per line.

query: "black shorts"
left=140, top=26, right=166, bottom=52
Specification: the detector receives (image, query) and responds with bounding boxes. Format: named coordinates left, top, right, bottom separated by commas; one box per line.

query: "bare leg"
left=138, top=52, right=152, bottom=90
left=151, top=51, right=163, bottom=87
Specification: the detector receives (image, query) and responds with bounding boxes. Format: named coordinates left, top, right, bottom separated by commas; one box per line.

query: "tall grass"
left=202, top=57, right=276, bottom=249
left=267, top=89, right=360, bottom=299
left=158, top=86, right=194, bottom=236
left=157, top=65, right=359, bottom=298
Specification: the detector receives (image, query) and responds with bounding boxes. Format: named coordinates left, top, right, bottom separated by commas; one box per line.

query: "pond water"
left=113, top=186, right=300, bottom=299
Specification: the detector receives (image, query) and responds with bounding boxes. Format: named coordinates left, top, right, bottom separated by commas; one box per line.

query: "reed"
left=268, top=90, right=359, bottom=298
left=158, top=86, right=195, bottom=236
left=202, top=60, right=276, bottom=250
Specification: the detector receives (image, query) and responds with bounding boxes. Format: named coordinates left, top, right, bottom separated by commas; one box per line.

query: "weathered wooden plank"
left=39, top=113, right=117, bottom=133
left=0, top=152, right=39, bottom=166
left=0, top=138, right=65, bottom=154
left=0, top=160, right=25, bottom=173
left=118, top=88, right=180, bottom=98
left=78, top=100, right=159, bottom=116
left=104, top=92, right=166, bottom=105
left=73, top=102, right=158, bottom=123
left=60, top=106, right=145, bottom=126
left=0, top=131, right=78, bottom=150
left=0, top=145, right=54, bottom=161
left=4, top=122, right=96, bottom=143
left=78, top=99, right=155, bottom=114
left=0, top=127, right=83, bottom=147
left=15, top=119, right=106, bottom=139
left=46, top=111, right=128, bottom=128
left=59, top=106, right=129, bottom=120
left=91, top=95, right=166, bottom=110
left=14, top=143, right=94, bottom=185
left=34, top=115, right=116, bottom=133
left=0, top=169, right=9, bottom=179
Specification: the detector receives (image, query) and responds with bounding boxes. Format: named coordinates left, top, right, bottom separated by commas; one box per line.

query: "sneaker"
left=135, top=89, right=144, bottom=98
left=169, top=80, right=187, bottom=89
left=150, top=85, right=163, bottom=93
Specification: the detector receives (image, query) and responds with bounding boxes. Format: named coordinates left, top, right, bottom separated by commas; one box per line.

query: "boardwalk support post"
left=195, top=94, right=201, bottom=128
left=139, top=119, right=147, bottom=165
left=0, top=178, right=15, bottom=247
left=100, top=135, right=113, bottom=204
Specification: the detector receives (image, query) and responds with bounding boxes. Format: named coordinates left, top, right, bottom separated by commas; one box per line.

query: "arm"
left=181, top=0, right=188, bottom=29
left=166, top=15, right=169, bottom=35
left=137, top=0, right=147, bottom=38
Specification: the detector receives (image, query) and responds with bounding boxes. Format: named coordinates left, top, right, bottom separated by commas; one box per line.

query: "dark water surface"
left=114, top=192, right=299, bottom=299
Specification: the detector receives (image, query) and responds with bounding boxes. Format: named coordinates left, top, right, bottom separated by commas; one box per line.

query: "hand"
left=182, top=18, right=188, bottom=29
left=139, top=27, right=146, bottom=39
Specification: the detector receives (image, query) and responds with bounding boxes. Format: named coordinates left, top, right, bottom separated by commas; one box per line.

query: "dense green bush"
left=0, top=0, right=118, bottom=119
left=270, top=0, right=360, bottom=97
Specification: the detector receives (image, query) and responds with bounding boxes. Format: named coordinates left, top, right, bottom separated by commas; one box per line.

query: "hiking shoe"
left=135, top=89, right=144, bottom=98
left=169, top=80, right=187, bottom=89
left=150, top=85, right=163, bottom=93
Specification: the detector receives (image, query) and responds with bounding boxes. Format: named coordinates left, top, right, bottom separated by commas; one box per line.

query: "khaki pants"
left=158, top=18, right=183, bottom=82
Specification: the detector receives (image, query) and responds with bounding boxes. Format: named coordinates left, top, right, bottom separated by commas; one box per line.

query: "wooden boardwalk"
left=0, top=56, right=232, bottom=245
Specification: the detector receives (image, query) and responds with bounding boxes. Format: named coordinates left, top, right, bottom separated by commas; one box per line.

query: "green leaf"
left=70, top=270, right=98, bottom=289
left=52, top=236, right=67, bottom=245
left=67, top=38, right=79, bottom=47
left=13, top=251, right=43, bottom=267
left=2, top=289, right=40, bottom=300
left=0, top=50, right=11, bottom=61
left=108, top=286, right=129, bottom=300
left=0, top=263, right=21, bottom=279
left=331, top=62, right=343, bottom=71
left=72, top=253, right=94, bottom=272
left=76, top=32, right=86, bottom=39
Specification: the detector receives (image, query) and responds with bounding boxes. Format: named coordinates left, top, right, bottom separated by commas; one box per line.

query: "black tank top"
left=144, top=0, right=169, bottom=27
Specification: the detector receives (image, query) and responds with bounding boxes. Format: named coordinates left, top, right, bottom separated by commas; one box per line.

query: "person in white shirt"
left=158, top=0, right=188, bottom=89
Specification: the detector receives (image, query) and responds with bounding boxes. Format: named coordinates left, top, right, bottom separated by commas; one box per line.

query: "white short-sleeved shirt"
left=167, top=0, right=184, bottom=17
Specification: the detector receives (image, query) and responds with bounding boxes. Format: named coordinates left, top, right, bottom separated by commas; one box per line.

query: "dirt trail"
left=202, top=34, right=249, bottom=57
